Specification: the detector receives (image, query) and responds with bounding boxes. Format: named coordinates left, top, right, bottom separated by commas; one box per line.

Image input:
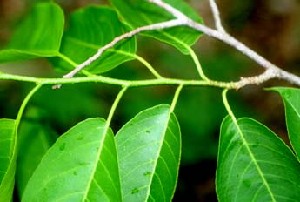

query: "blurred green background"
left=1, top=0, right=300, bottom=201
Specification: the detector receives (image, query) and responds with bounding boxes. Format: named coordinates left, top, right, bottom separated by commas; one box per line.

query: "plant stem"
left=187, top=47, right=209, bottom=81
left=222, top=89, right=237, bottom=124
left=170, top=84, right=183, bottom=112
left=105, top=85, right=129, bottom=129
left=15, top=84, right=43, bottom=129
left=0, top=72, right=238, bottom=89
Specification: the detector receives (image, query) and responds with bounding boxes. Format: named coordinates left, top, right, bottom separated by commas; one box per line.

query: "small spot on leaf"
left=131, top=187, right=139, bottom=194
left=143, top=171, right=151, bottom=176
left=73, top=171, right=78, bottom=176
left=59, top=143, right=66, bottom=151
left=77, top=136, right=83, bottom=140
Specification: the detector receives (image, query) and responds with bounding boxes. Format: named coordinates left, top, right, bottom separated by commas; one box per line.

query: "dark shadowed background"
left=1, top=0, right=300, bottom=201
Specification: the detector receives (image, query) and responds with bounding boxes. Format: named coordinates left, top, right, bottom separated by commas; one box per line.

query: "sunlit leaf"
left=217, top=116, right=300, bottom=201
left=22, top=118, right=121, bottom=201
left=52, top=6, right=136, bottom=74
left=109, top=0, right=202, bottom=54
left=0, top=3, right=64, bottom=63
left=116, top=104, right=181, bottom=201
left=272, top=87, right=300, bottom=158
left=0, top=119, right=16, bottom=202
left=16, top=121, right=57, bottom=197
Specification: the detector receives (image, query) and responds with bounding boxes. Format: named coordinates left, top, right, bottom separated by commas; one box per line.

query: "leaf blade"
left=52, top=6, right=136, bottom=74
left=109, top=0, right=202, bottom=54
left=217, top=116, right=300, bottom=201
left=0, top=3, right=64, bottom=63
left=0, top=119, right=16, bottom=202
left=116, top=104, right=181, bottom=201
left=22, top=118, right=122, bottom=202
left=271, top=87, right=300, bottom=158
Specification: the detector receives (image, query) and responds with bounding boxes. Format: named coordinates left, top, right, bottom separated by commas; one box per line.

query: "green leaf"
left=271, top=87, right=300, bottom=158
left=116, top=104, right=181, bottom=201
left=109, top=0, right=202, bottom=54
left=217, top=116, right=300, bottom=201
left=0, top=3, right=64, bottom=63
left=0, top=119, right=16, bottom=202
left=52, top=6, right=136, bottom=74
left=22, top=118, right=122, bottom=202
left=17, top=121, right=57, bottom=197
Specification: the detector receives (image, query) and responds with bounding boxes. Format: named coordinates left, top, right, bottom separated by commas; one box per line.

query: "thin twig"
left=63, top=19, right=184, bottom=79
left=53, top=19, right=184, bottom=89
left=235, top=69, right=277, bottom=89
left=149, top=0, right=300, bottom=86
left=58, top=0, right=300, bottom=89
left=148, top=0, right=189, bottom=20
left=208, top=0, right=225, bottom=32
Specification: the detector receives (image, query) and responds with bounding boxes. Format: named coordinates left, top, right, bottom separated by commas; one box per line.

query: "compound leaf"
left=217, top=116, right=300, bottom=201
left=0, top=3, right=64, bottom=63
left=116, top=104, right=181, bottom=201
left=109, top=0, right=202, bottom=54
left=0, top=119, right=16, bottom=202
left=52, top=6, right=136, bottom=74
left=22, top=118, right=121, bottom=202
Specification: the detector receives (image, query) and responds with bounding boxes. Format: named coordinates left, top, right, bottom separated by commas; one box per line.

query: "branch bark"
left=60, top=0, right=300, bottom=89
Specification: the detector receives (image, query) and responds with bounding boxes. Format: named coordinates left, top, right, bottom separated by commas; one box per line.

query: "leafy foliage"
left=272, top=87, right=300, bottom=158
left=0, top=3, right=64, bottom=62
left=109, top=0, right=202, bottom=54
left=217, top=116, right=300, bottom=201
left=0, top=119, right=16, bottom=202
left=116, top=105, right=181, bottom=201
left=0, top=1, right=300, bottom=201
left=22, top=118, right=121, bottom=201
left=21, top=106, right=181, bottom=201
left=52, top=6, right=136, bottom=74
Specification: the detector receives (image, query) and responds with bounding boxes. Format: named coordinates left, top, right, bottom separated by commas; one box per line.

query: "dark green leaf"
left=17, top=121, right=57, bottom=197
left=0, top=119, right=16, bottom=202
left=22, top=118, right=122, bottom=201
left=116, top=104, right=181, bottom=201
left=217, top=116, right=300, bottom=201
left=109, top=0, right=202, bottom=54
left=272, top=87, right=300, bottom=158
left=0, top=3, right=64, bottom=63
left=52, top=6, right=136, bottom=74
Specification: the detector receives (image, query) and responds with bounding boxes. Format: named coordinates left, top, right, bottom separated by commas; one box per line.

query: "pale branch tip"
left=208, top=0, right=225, bottom=33
left=150, top=0, right=300, bottom=87
left=59, top=0, right=300, bottom=89
left=148, top=0, right=189, bottom=21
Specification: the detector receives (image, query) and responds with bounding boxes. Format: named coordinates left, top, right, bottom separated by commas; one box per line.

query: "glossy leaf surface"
left=0, top=119, right=16, bottom=202
left=116, top=105, right=181, bottom=201
left=109, top=0, right=202, bottom=54
left=217, top=116, right=300, bottom=201
left=22, top=118, right=121, bottom=201
left=272, top=87, right=300, bottom=158
left=0, top=3, right=64, bottom=63
left=52, top=6, right=136, bottom=74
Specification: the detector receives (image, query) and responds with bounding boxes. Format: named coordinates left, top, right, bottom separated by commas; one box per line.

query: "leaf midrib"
left=234, top=119, right=276, bottom=202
